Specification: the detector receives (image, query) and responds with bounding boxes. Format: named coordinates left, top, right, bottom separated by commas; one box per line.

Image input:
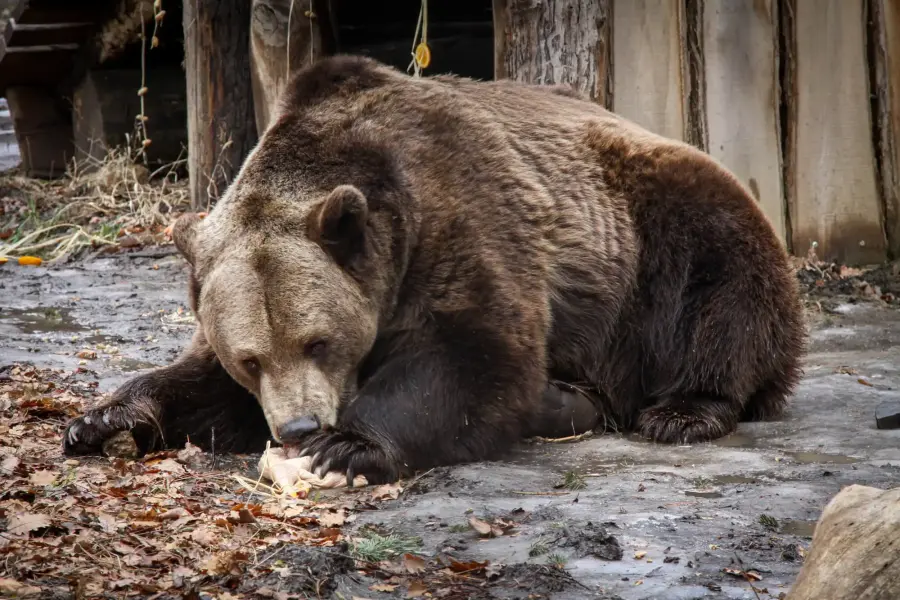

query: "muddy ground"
left=2, top=250, right=900, bottom=599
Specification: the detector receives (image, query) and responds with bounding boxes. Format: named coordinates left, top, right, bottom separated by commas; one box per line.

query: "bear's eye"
left=242, top=358, right=261, bottom=377
left=305, top=340, right=327, bottom=359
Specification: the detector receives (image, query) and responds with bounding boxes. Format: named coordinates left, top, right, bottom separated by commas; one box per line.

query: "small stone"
left=102, top=431, right=139, bottom=459
left=875, top=402, right=900, bottom=430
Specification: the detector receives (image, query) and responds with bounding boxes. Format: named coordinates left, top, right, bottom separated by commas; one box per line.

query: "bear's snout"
left=278, top=415, right=321, bottom=442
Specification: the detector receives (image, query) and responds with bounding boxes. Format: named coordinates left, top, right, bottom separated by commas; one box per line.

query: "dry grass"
left=0, top=146, right=190, bottom=263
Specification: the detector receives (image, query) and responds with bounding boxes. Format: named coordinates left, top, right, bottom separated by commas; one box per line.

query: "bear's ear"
left=308, top=184, right=369, bottom=267
left=171, top=212, right=204, bottom=266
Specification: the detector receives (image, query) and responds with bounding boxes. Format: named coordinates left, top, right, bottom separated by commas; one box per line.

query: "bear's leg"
left=523, top=381, right=605, bottom=439
left=63, top=333, right=268, bottom=456
left=636, top=394, right=740, bottom=444
left=291, top=314, right=547, bottom=485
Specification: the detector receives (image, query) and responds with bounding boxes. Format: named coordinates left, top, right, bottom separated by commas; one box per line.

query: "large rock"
left=788, top=484, right=900, bottom=600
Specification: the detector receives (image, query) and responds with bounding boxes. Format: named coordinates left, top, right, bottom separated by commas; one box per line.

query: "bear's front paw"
left=296, top=429, right=401, bottom=487
left=63, top=400, right=159, bottom=457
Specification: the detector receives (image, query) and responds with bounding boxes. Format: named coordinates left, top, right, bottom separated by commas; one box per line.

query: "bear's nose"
left=278, top=415, right=321, bottom=441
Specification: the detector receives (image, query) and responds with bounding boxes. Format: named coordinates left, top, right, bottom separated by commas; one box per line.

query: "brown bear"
left=63, top=55, right=806, bottom=485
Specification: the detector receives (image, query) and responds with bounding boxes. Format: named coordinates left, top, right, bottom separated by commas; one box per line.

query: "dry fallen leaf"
left=634, top=551, right=647, bottom=560
left=0, top=578, right=42, bottom=597
left=29, top=470, right=57, bottom=486
left=402, top=553, right=427, bottom=574
left=98, top=512, right=121, bottom=533
left=449, top=559, right=488, bottom=573
left=406, top=581, right=427, bottom=598
left=319, top=509, right=346, bottom=527
left=370, top=583, right=398, bottom=592
left=1, top=455, right=20, bottom=475
left=7, top=513, right=51, bottom=537
left=468, top=517, right=494, bottom=537
left=371, top=482, right=403, bottom=500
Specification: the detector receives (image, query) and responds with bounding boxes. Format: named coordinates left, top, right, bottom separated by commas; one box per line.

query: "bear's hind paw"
left=637, top=395, right=739, bottom=444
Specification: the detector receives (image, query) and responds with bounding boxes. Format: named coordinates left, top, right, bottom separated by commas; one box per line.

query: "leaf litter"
left=0, top=362, right=584, bottom=599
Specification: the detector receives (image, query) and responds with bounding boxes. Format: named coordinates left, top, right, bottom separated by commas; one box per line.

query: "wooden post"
left=872, top=0, right=900, bottom=259
left=611, top=0, right=689, bottom=142
left=250, top=0, right=336, bottom=135
left=183, top=0, right=258, bottom=210
left=702, top=0, right=786, bottom=242
left=786, top=0, right=886, bottom=264
left=492, top=0, right=613, bottom=106
left=6, top=86, right=73, bottom=178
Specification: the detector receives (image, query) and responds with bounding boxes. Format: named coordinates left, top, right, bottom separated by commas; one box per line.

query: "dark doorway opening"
left=334, top=0, right=495, bottom=81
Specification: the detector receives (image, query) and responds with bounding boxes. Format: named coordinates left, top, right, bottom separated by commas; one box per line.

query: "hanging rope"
left=407, top=0, right=430, bottom=77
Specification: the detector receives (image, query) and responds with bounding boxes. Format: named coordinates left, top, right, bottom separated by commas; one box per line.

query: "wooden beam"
left=788, top=0, right=886, bottom=264
left=183, top=0, right=258, bottom=209
left=492, top=0, right=613, bottom=106
left=702, top=0, right=786, bottom=242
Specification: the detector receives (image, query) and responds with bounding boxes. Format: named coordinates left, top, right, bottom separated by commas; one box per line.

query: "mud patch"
left=0, top=306, right=87, bottom=334
left=489, top=563, right=588, bottom=599
left=780, top=519, right=817, bottom=538
left=784, top=451, right=860, bottom=465
left=557, top=521, right=623, bottom=561
left=237, top=543, right=354, bottom=598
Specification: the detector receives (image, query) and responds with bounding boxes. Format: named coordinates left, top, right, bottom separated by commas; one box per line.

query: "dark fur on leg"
left=297, top=311, right=545, bottom=485
left=523, top=381, right=604, bottom=439
left=572, top=131, right=807, bottom=443
left=63, top=332, right=269, bottom=456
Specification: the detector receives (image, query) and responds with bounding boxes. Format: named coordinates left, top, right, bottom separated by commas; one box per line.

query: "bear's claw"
left=298, top=429, right=400, bottom=486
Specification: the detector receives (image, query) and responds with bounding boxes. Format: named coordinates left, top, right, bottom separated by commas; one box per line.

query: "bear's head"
left=170, top=96, right=415, bottom=443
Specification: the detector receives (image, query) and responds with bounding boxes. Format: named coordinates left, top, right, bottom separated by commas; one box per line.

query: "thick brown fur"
left=64, top=56, right=806, bottom=484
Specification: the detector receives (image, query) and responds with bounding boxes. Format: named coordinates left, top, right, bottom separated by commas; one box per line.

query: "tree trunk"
left=492, top=0, right=613, bottom=106
left=871, top=0, right=900, bottom=259
left=183, top=0, right=258, bottom=210
left=250, top=0, right=336, bottom=135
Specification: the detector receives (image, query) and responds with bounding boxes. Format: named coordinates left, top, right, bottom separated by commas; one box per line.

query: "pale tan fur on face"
left=186, top=160, right=380, bottom=440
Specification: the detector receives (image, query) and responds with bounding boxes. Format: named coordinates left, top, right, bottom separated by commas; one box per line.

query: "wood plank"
left=612, top=0, right=687, bottom=141
left=493, top=0, right=613, bottom=106
left=0, top=47, right=75, bottom=93
left=7, top=22, right=92, bottom=47
left=15, top=4, right=104, bottom=26
left=703, top=0, right=786, bottom=242
left=789, top=0, right=886, bottom=264
left=873, top=0, right=900, bottom=258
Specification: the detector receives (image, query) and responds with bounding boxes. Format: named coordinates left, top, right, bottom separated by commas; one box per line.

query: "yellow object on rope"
left=408, top=0, right=430, bottom=76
